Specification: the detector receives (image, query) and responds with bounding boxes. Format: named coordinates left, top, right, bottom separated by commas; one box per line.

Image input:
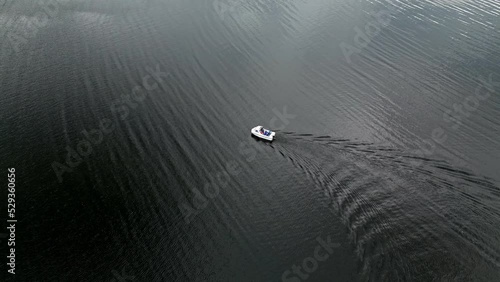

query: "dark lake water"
left=1, top=0, right=500, bottom=281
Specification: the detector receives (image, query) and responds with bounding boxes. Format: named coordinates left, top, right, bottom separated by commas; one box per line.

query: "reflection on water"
left=0, top=0, right=499, bottom=281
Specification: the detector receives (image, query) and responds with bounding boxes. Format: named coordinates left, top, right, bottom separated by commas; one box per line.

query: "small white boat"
left=251, top=126, right=275, bottom=141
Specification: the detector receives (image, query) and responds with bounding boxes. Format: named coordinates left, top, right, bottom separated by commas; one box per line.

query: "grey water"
left=1, top=0, right=500, bottom=281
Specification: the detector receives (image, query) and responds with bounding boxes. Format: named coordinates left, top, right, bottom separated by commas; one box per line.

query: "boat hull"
left=251, top=126, right=275, bottom=141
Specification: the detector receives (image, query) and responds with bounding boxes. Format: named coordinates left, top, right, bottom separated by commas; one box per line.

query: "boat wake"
left=270, top=132, right=500, bottom=280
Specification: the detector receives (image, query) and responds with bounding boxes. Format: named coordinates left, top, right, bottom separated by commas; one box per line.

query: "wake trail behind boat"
left=270, top=132, right=500, bottom=281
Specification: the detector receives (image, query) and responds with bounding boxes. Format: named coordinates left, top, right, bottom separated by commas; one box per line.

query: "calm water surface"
left=1, top=0, right=499, bottom=281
